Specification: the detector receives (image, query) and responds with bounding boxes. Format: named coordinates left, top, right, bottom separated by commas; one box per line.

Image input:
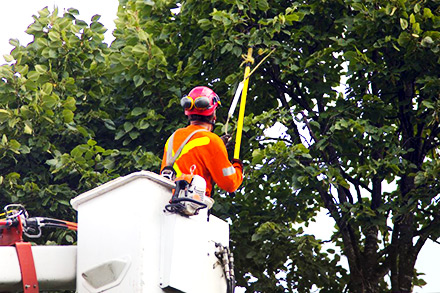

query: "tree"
left=185, top=1, right=439, bottom=292
left=0, top=7, right=114, bottom=243
left=2, top=0, right=440, bottom=292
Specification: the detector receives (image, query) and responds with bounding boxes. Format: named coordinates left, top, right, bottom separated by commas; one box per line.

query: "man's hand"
left=231, top=158, right=243, bottom=169
left=220, top=134, right=231, bottom=145
left=220, top=134, right=235, bottom=152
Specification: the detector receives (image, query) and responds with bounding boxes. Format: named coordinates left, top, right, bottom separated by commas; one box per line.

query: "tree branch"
left=414, top=211, right=440, bottom=254
left=421, top=121, right=440, bottom=157
left=266, top=64, right=313, bottom=112
left=300, top=111, right=319, bottom=143
left=339, top=167, right=372, bottom=194
left=259, top=137, right=293, bottom=144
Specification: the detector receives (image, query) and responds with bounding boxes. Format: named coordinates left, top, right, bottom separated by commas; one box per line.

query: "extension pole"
left=234, top=48, right=253, bottom=159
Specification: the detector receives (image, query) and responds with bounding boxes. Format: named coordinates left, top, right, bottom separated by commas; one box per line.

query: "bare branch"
left=414, top=212, right=440, bottom=254
left=421, top=121, right=440, bottom=156
left=266, top=63, right=313, bottom=112
left=429, top=237, right=440, bottom=245
left=339, top=167, right=373, bottom=194
left=300, top=111, right=319, bottom=143
left=259, top=137, right=293, bottom=144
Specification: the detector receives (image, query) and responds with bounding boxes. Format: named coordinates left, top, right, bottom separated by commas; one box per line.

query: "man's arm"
left=206, top=135, right=243, bottom=193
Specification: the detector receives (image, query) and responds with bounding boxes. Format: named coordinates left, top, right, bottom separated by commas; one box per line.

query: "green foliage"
left=0, top=6, right=162, bottom=244
left=0, top=7, right=116, bottom=226
left=2, top=0, right=440, bottom=292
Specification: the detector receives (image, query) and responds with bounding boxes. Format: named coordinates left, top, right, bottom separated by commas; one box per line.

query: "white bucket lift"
left=71, top=170, right=231, bottom=293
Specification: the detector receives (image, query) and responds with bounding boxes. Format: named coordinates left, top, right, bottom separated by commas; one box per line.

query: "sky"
left=1, top=1, right=440, bottom=292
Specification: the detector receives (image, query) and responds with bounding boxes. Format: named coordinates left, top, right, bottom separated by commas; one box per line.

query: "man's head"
left=181, top=86, right=221, bottom=129
left=181, top=86, right=220, bottom=116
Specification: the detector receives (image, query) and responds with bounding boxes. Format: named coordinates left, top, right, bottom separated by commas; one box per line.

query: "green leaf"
left=257, top=0, right=269, bottom=11
left=124, top=122, right=134, bottom=132
left=9, top=39, right=19, bottom=47
left=42, top=83, right=53, bottom=95
left=251, top=233, right=262, bottom=241
left=352, top=3, right=364, bottom=11
left=131, top=107, right=145, bottom=116
left=137, top=119, right=150, bottom=129
left=115, top=130, right=125, bottom=140
left=104, top=119, right=116, bottom=130
left=48, top=31, right=60, bottom=41
left=58, top=199, right=71, bottom=206
left=91, top=14, right=101, bottom=22
left=64, top=97, right=77, bottom=111
left=16, top=64, right=29, bottom=75
left=23, top=121, right=33, bottom=134
left=20, top=145, right=31, bottom=154
left=87, top=139, right=97, bottom=146
left=42, top=94, right=60, bottom=109
left=421, top=36, right=434, bottom=47
left=35, top=64, right=48, bottom=74
left=400, top=18, right=408, bottom=30
left=75, top=20, right=88, bottom=28
left=252, top=149, right=265, bottom=164
left=28, top=71, right=40, bottom=81
left=101, top=158, right=115, bottom=169
left=129, top=131, right=140, bottom=140
left=409, top=14, right=416, bottom=25
left=421, top=100, right=434, bottom=109
left=147, top=59, right=157, bottom=69
left=71, top=145, right=88, bottom=158
left=65, top=234, right=74, bottom=243
left=397, top=32, right=411, bottom=46
left=285, top=12, right=305, bottom=23
left=132, top=44, right=147, bottom=55
left=3, top=54, right=14, bottom=62
left=0, top=109, right=11, bottom=123
left=62, top=109, right=74, bottom=123
left=9, top=139, right=21, bottom=154
left=138, top=30, right=150, bottom=42
left=198, top=19, right=211, bottom=30
left=133, top=75, right=144, bottom=87
left=91, top=22, right=107, bottom=34
left=68, top=8, right=80, bottom=15
left=424, top=8, right=433, bottom=19
left=38, top=7, right=50, bottom=17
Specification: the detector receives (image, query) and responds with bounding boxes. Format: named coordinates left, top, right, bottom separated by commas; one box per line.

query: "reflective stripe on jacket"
left=160, top=125, right=243, bottom=196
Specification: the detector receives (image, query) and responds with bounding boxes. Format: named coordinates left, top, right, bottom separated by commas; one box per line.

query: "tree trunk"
left=390, top=174, right=418, bottom=292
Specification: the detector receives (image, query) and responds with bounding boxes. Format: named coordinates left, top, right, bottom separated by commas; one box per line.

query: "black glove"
left=220, top=134, right=231, bottom=145
left=231, top=158, right=243, bottom=169
left=220, top=134, right=235, bottom=152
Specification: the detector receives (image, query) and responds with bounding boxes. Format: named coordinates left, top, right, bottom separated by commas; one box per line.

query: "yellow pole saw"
left=225, top=47, right=275, bottom=159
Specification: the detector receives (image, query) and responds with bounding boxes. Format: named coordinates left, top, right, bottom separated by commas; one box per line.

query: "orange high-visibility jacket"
left=161, top=125, right=243, bottom=196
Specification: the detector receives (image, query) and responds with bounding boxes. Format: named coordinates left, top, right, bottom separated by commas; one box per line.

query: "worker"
left=160, top=86, right=243, bottom=196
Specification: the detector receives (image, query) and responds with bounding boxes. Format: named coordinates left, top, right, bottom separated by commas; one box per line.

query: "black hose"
left=171, top=197, right=207, bottom=208
left=165, top=197, right=208, bottom=216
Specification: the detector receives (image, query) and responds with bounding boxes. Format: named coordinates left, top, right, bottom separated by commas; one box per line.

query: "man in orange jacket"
left=160, top=86, right=243, bottom=196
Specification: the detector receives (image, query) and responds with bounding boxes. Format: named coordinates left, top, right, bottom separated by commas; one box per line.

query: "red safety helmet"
left=181, top=86, right=221, bottom=116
